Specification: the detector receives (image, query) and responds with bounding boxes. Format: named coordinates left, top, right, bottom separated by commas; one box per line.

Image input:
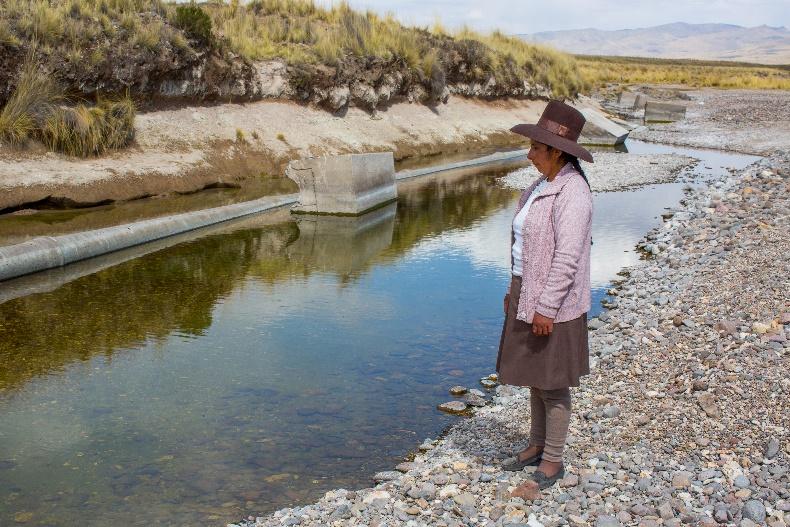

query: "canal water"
left=0, top=141, right=759, bottom=526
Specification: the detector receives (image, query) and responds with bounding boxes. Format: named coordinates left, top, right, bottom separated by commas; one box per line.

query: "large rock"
left=645, top=101, right=687, bottom=122
left=579, top=107, right=630, bottom=145
left=286, top=152, right=397, bottom=215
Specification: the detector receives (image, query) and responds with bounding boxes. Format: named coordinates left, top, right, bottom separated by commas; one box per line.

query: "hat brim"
left=510, top=124, right=594, bottom=163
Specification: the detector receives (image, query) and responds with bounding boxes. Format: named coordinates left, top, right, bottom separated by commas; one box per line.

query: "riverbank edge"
left=233, top=149, right=789, bottom=527
left=0, top=96, right=546, bottom=214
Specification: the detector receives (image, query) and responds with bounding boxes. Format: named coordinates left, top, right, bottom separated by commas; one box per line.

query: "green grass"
left=577, top=55, right=790, bottom=90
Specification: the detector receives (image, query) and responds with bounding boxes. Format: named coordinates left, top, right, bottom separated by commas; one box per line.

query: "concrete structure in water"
left=645, top=101, right=687, bottom=122
left=286, top=203, right=396, bottom=274
left=286, top=152, right=397, bottom=215
left=579, top=107, right=630, bottom=145
left=617, top=91, right=647, bottom=110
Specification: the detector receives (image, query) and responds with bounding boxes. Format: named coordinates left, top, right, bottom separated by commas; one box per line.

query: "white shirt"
left=512, top=179, right=549, bottom=276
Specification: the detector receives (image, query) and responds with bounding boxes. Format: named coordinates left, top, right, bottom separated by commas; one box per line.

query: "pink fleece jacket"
left=512, top=162, right=592, bottom=323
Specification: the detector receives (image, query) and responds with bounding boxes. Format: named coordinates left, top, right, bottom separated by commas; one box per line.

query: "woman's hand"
left=532, top=313, right=554, bottom=336
left=503, top=293, right=510, bottom=315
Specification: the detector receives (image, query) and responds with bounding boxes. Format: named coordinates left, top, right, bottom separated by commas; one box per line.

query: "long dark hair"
left=562, top=153, right=590, bottom=189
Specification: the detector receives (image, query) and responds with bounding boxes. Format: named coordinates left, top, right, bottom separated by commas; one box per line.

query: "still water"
left=0, top=142, right=758, bottom=526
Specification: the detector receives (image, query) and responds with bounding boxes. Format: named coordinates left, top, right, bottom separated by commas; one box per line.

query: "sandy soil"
left=630, top=89, right=790, bottom=156
left=0, top=97, right=545, bottom=212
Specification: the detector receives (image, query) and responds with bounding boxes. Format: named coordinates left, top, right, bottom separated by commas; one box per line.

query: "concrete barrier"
left=286, top=152, right=397, bottom=215
left=618, top=91, right=637, bottom=107
left=0, top=149, right=523, bottom=285
left=396, top=150, right=527, bottom=181
left=645, top=101, right=686, bottom=122
left=579, top=108, right=629, bottom=145
left=0, top=194, right=297, bottom=282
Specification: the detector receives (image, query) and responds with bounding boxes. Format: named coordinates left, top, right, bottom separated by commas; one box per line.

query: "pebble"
left=437, top=401, right=467, bottom=414
left=232, top=121, right=790, bottom=527
left=742, top=500, right=767, bottom=523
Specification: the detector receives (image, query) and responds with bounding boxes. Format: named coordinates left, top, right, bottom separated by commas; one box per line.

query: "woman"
left=496, top=100, right=593, bottom=489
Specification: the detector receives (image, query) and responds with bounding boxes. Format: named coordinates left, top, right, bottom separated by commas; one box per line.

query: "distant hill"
left=519, top=22, right=790, bottom=65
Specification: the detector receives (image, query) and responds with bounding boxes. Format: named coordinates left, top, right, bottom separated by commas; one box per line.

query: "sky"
left=314, top=0, right=790, bottom=34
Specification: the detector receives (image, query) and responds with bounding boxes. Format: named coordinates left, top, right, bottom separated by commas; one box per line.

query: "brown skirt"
left=496, top=275, right=590, bottom=390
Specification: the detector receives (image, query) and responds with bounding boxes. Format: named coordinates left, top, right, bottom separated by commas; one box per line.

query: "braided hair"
left=562, top=153, right=590, bottom=189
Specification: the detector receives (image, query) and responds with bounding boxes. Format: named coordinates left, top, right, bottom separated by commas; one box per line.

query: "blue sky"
left=314, top=0, right=790, bottom=34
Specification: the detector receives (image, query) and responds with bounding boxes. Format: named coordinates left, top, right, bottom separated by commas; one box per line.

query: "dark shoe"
left=531, top=466, right=565, bottom=489
left=502, top=452, right=542, bottom=471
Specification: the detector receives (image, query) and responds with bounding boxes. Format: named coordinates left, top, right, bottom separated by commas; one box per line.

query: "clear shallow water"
left=0, top=143, right=759, bottom=526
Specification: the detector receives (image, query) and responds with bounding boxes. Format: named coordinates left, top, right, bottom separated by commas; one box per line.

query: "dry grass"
left=41, top=97, right=135, bottom=157
left=578, top=55, right=790, bottom=90
left=0, top=59, right=60, bottom=145
left=0, top=56, right=135, bottom=156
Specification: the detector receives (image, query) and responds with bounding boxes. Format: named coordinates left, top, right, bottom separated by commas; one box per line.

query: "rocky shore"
left=630, top=89, right=790, bottom=157
left=230, top=149, right=788, bottom=526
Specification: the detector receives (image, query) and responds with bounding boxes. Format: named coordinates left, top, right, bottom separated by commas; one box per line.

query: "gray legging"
left=529, top=387, right=572, bottom=463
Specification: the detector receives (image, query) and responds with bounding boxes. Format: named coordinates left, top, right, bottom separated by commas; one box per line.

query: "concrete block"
left=579, top=107, right=630, bottom=145
left=633, top=93, right=647, bottom=110
left=618, top=91, right=637, bottom=107
left=645, top=101, right=686, bottom=122
left=286, top=202, right=396, bottom=274
left=286, top=152, right=397, bottom=215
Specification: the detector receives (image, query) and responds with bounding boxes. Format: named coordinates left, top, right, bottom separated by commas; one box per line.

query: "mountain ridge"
left=519, top=23, right=790, bottom=65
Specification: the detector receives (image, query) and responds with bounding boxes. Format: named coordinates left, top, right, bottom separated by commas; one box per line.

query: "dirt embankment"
left=0, top=96, right=545, bottom=213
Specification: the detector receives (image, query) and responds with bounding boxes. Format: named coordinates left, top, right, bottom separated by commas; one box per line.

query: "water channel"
left=0, top=141, right=759, bottom=526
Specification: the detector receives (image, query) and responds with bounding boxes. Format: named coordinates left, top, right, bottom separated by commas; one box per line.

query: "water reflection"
left=0, top=145, right=757, bottom=526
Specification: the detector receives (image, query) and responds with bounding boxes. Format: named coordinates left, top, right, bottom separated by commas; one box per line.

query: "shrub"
left=41, top=97, right=136, bottom=157
left=173, top=4, right=213, bottom=44
left=0, top=60, right=60, bottom=145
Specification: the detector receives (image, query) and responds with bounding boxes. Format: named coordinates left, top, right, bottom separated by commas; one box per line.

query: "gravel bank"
left=498, top=152, right=696, bottom=192
left=630, top=89, right=790, bottom=156
left=232, top=151, right=788, bottom=527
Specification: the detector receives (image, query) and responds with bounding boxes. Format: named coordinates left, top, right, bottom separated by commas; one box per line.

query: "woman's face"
left=527, top=140, right=563, bottom=177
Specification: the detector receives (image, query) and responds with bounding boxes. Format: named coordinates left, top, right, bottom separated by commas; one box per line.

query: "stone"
left=437, top=401, right=468, bottom=414
left=765, top=437, right=780, bottom=459
left=658, top=502, right=675, bottom=520
left=373, top=471, right=401, bottom=483
left=286, top=152, right=396, bottom=215
left=449, top=386, right=468, bottom=396
left=462, top=393, right=487, bottom=407
left=672, top=471, right=693, bottom=488
left=742, top=500, right=766, bottom=523
left=479, top=378, right=497, bottom=389
left=697, top=392, right=721, bottom=418
left=589, top=318, right=606, bottom=330
left=603, top=405, right=621, bottom=418
left=453, top=492, right=476, bottom=507
left=362, top=490, right=391, bottom=504
left=596, top=515, right=621, bottom=527
left=511, top=481, right=541, bottom=501
left=560, top=474, right=580, bottom=487
left=733, top=475, right=750, bottom=488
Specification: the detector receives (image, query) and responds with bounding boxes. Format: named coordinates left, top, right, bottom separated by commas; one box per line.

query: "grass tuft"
left=0, top=59, right=60, bottom=145
left=41, top=98, right=136, bottom=157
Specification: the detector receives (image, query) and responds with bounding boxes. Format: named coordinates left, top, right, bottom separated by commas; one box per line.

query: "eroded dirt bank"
left=0, top=96, right=542, bottom=213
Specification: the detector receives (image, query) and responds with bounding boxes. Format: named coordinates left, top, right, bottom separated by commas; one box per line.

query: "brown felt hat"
left=510, top=100, right=594, bottom=163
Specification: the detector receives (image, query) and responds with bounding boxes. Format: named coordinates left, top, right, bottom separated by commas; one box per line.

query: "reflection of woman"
left=496, top=101, right=593, bottom=489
